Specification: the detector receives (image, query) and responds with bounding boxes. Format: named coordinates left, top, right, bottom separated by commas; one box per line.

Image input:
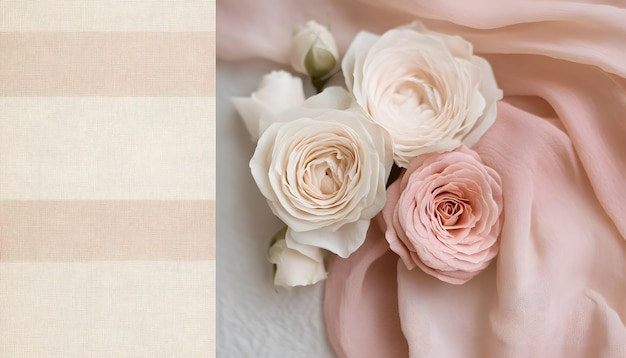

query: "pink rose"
left=383, top=146, right=503, bottom=284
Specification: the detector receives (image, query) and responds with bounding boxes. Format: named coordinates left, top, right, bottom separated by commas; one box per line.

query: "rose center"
left=320, top=167, right=337, bottom=194
left=305, top=151, right=349, bottom=197
left=390, top=80, right=441, bottom=122
left=436, top=197, right=465, bottom=226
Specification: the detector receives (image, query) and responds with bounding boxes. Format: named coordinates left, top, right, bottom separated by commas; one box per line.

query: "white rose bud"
left=232, top=70, right=305, bottom=142
left=290, top=20, right=339, bottom=79
left=268, top=236, right=327, bottom=288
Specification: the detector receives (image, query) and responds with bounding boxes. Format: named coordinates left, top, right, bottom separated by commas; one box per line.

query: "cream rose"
left=343, top=22, right=503, bottom=167
left=267, top=230, right=327, bottom=287
left=232, top=70, right=305, bottom=141
left=250, top=87, right=393, bottom=258
left=290, top=20, right=339, bottom=78
left=382, top=146, right=503, bottom=284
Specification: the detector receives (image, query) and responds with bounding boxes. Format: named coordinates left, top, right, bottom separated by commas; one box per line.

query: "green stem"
left=312, top=77, right=329, bottom=93
left=268, top=225, right=288, bottom=248
left=311, top=68, right=342, bottom=93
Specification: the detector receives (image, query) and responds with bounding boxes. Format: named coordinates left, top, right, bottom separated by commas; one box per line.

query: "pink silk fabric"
left=218, top=0, right=626, bottom=356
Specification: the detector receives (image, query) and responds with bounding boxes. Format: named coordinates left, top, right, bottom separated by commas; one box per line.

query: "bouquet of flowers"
left=233, top=20, right=504, bottom=288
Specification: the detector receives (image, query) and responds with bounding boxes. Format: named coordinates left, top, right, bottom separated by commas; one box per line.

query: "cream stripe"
left=0, top=32, right=214, bottom=96
left=0, top=0, right=215, bottom=32
left=0, top=97, right=214, bottom=200
left=0, top=200, right=214, bottom=261
left=0, top=261, right=214, bottom=357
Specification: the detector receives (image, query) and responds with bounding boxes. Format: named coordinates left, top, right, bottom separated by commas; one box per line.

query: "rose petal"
left=381, top=145, right=503, bottom=284
left=287, top=219, right=371, bottom=258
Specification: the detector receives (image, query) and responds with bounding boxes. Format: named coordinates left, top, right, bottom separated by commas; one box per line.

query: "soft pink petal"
left=324, top=215, right=409, bottom=358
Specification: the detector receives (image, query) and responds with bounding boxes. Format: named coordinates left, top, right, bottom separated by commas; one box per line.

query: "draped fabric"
left=217, top=1, right=626, bottom=356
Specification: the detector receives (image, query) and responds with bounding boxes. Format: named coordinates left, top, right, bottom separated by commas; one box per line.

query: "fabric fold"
left=395, top=98, right=626, bottom=357
left=324, top=215, right=409, bottom=358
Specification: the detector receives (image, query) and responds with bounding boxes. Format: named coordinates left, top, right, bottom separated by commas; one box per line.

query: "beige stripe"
left=0, top=0, right=215, bottom=32
left=0, top=97, right=214, bottom=200
left=0, top=261, right=214, bottom=357
left=0, top=32, right=214, bottom=96
left=0, top=200, right=215, bottom=261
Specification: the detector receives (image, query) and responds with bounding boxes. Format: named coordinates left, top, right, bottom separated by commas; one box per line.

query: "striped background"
left=0, top=1, right=215, bottom=356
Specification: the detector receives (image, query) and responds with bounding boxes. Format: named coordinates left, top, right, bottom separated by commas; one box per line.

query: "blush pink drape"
left=217, top=1, right=626, bottom=356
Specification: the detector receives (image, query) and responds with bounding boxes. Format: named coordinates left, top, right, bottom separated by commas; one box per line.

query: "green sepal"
left=268, top=225, right=288, bottom=292
left=304, top=47, right=336, bottom=79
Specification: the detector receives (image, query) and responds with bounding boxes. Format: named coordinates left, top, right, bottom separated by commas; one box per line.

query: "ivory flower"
left=343, top=22, right=503, bottom=167
left=250, top=87, right=393, bottom=258
left=290, top=20, right=339, bottom=78
left=232, top=70, right=305, bottom=141
left=268, top=235, right=327, bottom=287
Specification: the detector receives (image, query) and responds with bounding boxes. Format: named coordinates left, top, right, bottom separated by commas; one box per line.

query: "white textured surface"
left=217, top=60, right=335, bottom=358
